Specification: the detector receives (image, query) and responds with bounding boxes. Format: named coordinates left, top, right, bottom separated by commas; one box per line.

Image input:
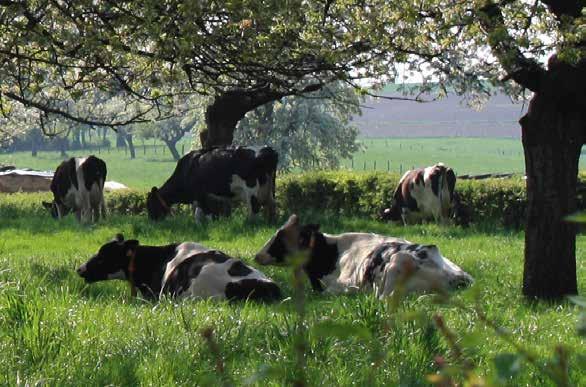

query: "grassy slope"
left=347, top=137, right=527, bottom=175
left=0, top=195, right=584, bottom=386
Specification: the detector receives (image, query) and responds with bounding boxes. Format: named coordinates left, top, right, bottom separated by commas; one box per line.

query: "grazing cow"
left=77, top=234, right=282, bottom=302
left=42, top=156, right=107, bottom=222
left=147, top=146, right=278, bottom=221
left=381, top=163, right=457, bottom=224
left=0, top=169, right=52, bottom=193
left=255, top=215, right=473, bottom=297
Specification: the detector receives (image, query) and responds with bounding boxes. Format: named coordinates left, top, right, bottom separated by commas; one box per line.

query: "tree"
left=379, top=1, right=585, bottom=299
left=236, top=82, right=362, bottom=170
left=0, top=1, right=411, bottom=147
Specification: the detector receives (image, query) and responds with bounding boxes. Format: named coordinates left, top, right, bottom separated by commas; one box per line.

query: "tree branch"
left=478, top=1, right=546, bottom=92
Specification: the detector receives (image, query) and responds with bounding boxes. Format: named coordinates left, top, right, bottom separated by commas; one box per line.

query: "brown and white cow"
left=147, top=146, right=278, bottom=222
left=381, top=163, right=459, bottom=225
left=255, top=214, right=473, bottom=297
left=77, top=234, right=281, bottom=302
left=42, top=156, right=107, bottom=223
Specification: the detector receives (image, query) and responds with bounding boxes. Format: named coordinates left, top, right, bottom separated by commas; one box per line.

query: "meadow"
left=0, top=191, right=585, bottom=386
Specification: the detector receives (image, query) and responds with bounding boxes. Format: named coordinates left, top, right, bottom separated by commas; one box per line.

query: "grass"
left=0, top=193, right=585, bottom=386
left=2, top=137, right=585, bottom=189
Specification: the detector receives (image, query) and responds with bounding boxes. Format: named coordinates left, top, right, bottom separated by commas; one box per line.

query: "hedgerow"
left=3, top=171, right=585, bottom=228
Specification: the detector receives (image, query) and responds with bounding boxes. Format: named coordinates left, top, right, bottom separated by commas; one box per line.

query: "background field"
left=3, top=137, right=585, bottom=189
left=0, top=199, right=584, bottom=385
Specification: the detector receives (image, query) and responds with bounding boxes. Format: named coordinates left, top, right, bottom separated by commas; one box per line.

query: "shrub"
left=2, top=171, right=584, bottom=228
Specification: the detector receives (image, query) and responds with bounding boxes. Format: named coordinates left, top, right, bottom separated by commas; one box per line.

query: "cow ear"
left=151, top=187, right=158, bottom=193
left=124, top=240, right=139, bottom=255
left=42, top=201, right=53, bottom=210
left=114, top=233, right=124, bottom=243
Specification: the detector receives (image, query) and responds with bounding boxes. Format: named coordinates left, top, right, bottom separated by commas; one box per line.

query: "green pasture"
left=3, top=137, right=585, bottom=190
left=0, top=193, right=584, bottom=386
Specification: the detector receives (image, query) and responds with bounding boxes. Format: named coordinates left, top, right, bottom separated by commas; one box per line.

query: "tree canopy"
left=0, top=0, right=409, bottom=146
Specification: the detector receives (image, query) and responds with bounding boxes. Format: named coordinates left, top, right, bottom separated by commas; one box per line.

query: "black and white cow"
left=77, top=234, right=282, bottom=302
left=147, top=146, right=278, bottom=221
left=42, top=156, right=107, bottom=223
left=255, top=215, right=473, bottom=297
left=381, top=163, right=460, bottom=225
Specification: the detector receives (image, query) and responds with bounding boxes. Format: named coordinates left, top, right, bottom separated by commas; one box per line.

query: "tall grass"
left=0, top=194, right=584, bottom=385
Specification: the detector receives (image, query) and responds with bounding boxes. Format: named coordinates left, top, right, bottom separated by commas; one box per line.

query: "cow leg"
left=400, top=208, right=409, bottom=226
left=263, top=198, right=277, bottom=221
left=100, top=196, right=107, bottom=220
left=249, top=195, right=260, bottom=216
left=193, top=203, right=206, bottom=224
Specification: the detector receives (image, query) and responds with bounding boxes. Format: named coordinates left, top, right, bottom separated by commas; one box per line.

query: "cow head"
left=42, top=200, right=70, bottom=219
left=380, top=205, right=402, bottom=222
left=255, top=214, right=319, bottom=265
left=77, top=234, right=139, bottom=283
left=383, top=244, right=473, bottom=295
left=146, top=187, right=170, bottom=221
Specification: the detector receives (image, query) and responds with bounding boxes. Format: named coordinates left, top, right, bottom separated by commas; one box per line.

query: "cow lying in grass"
left=255, top=215, right=473, bottom=297
left=78, top=234, right=281, bottom=302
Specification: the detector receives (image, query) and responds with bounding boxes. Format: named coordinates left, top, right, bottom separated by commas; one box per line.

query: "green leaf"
left=494, top=353, right=522, bottom=381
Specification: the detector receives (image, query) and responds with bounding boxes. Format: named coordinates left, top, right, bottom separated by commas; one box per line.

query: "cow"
left=255, top=214, right=473, bottom=297
left=77, top=234, right=282, bottom=302
left=147, top=146, right=278, bottom=222
left=0, top=169, right=52, bottom=193
left=42, top=156, right=107, bottom=223
left=381, top=163, right=457, bottom=225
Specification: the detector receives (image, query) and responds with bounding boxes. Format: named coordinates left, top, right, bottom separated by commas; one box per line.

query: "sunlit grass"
left=0, top=196, right=584, bottom=385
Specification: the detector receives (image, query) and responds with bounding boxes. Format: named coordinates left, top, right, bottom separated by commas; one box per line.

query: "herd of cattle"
left=2, top=146, right=474, bottom=301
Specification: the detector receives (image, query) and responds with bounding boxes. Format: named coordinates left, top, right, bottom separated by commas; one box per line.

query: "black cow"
left=42, top=156, right=107, bottom=223
left=147, top=146, right=278, bottom=221
left=77, top=234, right=282, bottom=302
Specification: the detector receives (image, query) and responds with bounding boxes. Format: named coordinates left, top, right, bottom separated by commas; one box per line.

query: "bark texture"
left=520, top=57, right=586, bottom=299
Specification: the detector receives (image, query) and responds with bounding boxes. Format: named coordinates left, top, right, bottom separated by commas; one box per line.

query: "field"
left=0, top=192, right=585, bottom=385
left=1, top=138, right=585, bottom=385
left=3, top=138, right=585, bottom=189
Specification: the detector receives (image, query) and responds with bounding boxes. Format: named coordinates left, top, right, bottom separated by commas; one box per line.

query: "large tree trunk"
left=31, top=128, right=41, bottom=157
left=125, top=133, right=136, bottom=159
left=520, top=58, right=586, bottom=299
left=163, top=139, right=181, bottom=161
left=200, top=89, right=286, bottom=148
left=116, top=131, right=127, bottom=148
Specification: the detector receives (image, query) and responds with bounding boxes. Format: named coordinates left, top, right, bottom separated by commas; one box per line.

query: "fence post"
left=363, top=161, right=366, bottom=170
left=374, top=160, right=376, bottom=171
left=182, top=144, right=185, bottom=155
left=98, top=146, right=100, bottom=154
left=387, top=160, right=390, bottom=171
left=400, top=164, right=403, bottom=174
left=351, top=158, right=354, bottom=169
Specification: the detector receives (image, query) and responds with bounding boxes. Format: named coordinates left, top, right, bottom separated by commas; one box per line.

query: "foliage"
left=236, top=82, right=362, bottom=170
left=0, top=0, right=411, bottom=132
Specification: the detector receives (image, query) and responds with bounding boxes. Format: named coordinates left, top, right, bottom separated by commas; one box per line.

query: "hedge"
left=277, top=171, right=586, bottom=228
left=3, top=171, right=585, bottom=228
